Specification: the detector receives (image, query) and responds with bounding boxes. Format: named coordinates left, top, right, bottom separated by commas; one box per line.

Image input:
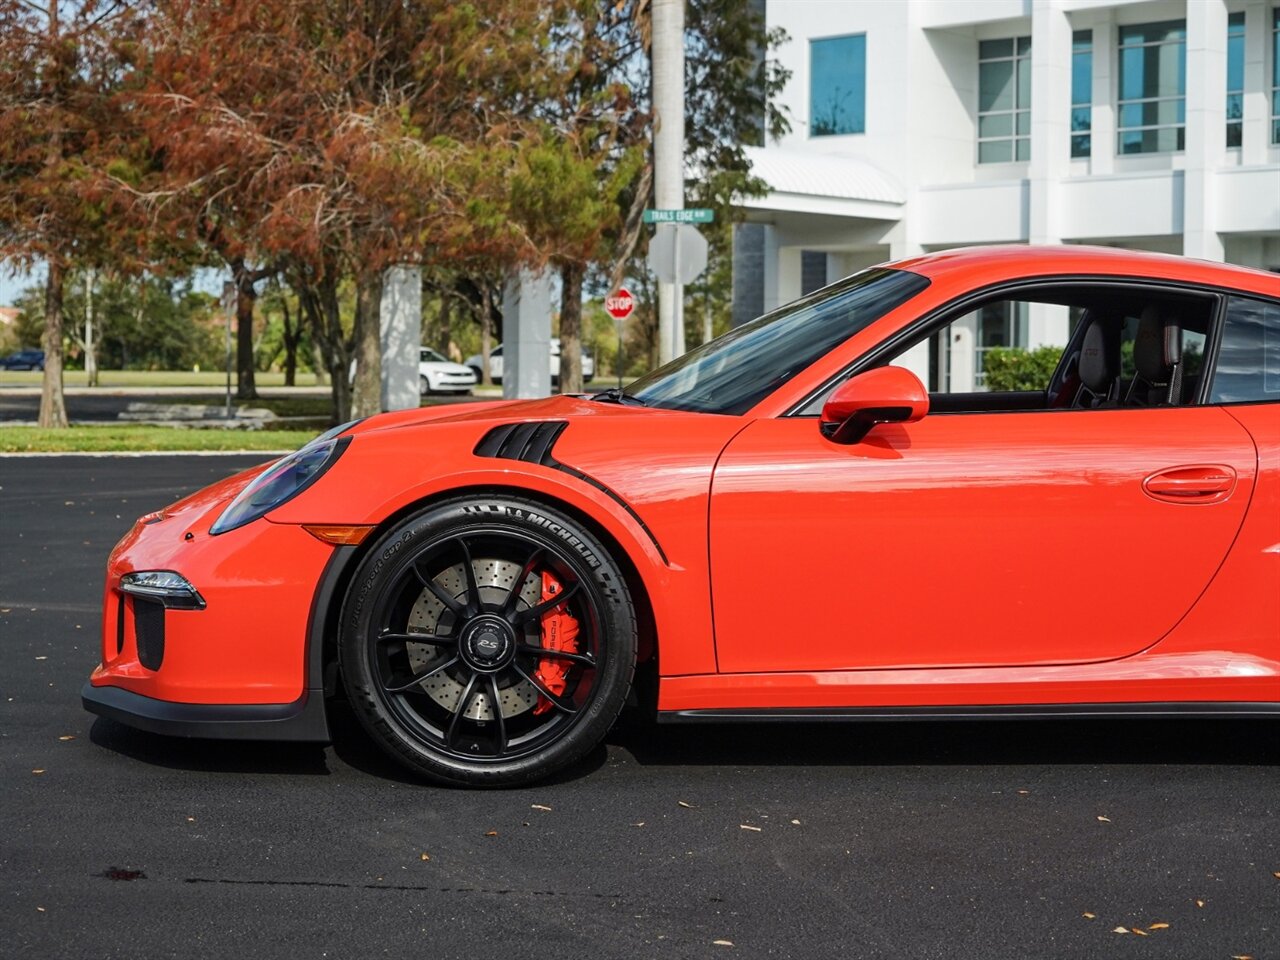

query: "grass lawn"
left=0, top=370, right=327, bottom=388
left=0, top=426, right=320, bottom=453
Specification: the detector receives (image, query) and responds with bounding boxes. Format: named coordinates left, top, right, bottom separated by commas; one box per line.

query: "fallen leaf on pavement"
left=1112, top=927, right=1129, bottom=934
left=1017, top=789, right=1030, bottom=795
left=484, top=831, right=498, bottom=837
left=1082, top=913, right=1095, bottom=919
left=739, top=825, right=761, bottom=832
left=32, top=769, right=44, bottom=775
left=1148, top=923, right=1169, bottom=930
left=58, top=735, right=74, bottom=741
left=1131, top=928, right=1148, bottom=936
left=1231, top=955, right=1254, bottom=960
left=35, top=656, right=47, bottom=661
left=1096, top=816, right=1111, bottom=822
left=1272, top=872, right=1280, bottom=879
left=790, top=819, right=801, bottom=825
left=420, top=853, right=430, bottom=861
left=678, top=800, right=695, bottom=808
left=1196, top=899, right=1205, bottom=908
left=632, top=822, right=645, bottom=827
left=531, top=804, right=552, bottom=812
left=713, top=941, right=733, bottom=947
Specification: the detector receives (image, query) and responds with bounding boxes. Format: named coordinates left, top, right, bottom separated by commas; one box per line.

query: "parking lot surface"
left=2, top=454, right=1277, bottom=959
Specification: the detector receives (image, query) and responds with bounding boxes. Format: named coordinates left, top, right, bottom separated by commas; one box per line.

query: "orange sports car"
left=83, top=246, right=1280, bottom=786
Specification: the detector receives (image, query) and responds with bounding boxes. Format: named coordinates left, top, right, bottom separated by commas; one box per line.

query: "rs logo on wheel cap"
left=460, top=615, right=516, bottom=670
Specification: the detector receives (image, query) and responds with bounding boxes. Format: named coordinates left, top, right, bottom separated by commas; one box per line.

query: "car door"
left=708, top=406, right=1257, bottom=672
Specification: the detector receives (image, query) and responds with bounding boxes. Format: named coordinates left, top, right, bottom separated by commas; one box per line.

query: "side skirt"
left=658, top=703, right=1280, bottom=723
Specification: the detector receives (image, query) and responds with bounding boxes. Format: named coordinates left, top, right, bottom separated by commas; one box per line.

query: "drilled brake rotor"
left=405, top=559, right=541, bottom=720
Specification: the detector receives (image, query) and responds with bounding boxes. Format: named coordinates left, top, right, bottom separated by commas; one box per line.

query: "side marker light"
left=302, top=524, right=374, bottom=546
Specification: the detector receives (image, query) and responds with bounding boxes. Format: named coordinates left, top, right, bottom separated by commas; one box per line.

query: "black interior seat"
left=1072, top=311, right=1121, bottom=408
left=1125, top=305, right=1183, bottom=406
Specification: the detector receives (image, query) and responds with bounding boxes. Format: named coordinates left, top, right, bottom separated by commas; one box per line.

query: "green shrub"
left=983, top=345, right=1063, bottom=392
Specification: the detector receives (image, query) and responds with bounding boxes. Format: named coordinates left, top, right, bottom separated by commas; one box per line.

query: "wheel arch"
left=309, top=483, right=659, bottom=706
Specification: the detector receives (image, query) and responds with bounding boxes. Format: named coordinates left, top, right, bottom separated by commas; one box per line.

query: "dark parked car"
left=0, top=349, right=44, bottom=370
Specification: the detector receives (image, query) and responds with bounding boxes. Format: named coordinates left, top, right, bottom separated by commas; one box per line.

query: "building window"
left=1227, top=12, right=1245, bottom=147
left=1071, top=30, right=1092, bottom=158
left=809, top=34, right=866, bottom=137
left=978, top=36, right=1031, bottom=163
left=1273, top=8, right=1280, bottom=143
left=1117, top=20, right=1186, bottom=154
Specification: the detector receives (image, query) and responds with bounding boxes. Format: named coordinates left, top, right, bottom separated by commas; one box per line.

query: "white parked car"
left=464, top=338, right=594, bottom=386
left=416, top=347, right=476, bottom=395
left=349, top=348, right=477, bottom=396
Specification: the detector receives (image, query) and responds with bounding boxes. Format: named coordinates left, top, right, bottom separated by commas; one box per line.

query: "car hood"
left=346, top=394, right=641, bottom=438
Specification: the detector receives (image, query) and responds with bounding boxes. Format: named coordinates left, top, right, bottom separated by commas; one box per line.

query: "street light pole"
left=652, top=0, right=685, bottom=364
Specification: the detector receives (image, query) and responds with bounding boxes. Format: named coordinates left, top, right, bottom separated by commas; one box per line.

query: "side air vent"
left=473, top=421, right=669, bottom=564
left=473, top=421, right=568, bottom=465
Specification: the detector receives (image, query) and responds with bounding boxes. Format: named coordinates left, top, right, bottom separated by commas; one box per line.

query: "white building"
left=732, top=0, right=1280, bottom=389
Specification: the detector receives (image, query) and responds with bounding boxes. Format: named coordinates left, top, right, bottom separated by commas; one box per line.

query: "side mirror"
left=820, top=366, right=929, bottom=445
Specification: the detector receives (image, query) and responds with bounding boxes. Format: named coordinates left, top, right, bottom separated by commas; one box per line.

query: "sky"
left=1, top=262, right=42, bottom=307
left=0, top=260, right=228, bottom=307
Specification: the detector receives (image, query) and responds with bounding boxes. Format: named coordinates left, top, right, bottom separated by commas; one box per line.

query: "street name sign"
left=643, top=208, right=715, bottom=224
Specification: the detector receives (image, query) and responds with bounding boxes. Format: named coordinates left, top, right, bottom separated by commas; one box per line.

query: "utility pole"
left=652, top=0, right=685, bottom=364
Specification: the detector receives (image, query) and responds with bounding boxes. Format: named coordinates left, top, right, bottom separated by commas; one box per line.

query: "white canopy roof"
left=739, top=146, right=904, bottom=220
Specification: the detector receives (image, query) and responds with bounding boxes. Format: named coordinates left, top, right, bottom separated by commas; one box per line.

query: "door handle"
left=1143, top=465, right=1236, bottom=502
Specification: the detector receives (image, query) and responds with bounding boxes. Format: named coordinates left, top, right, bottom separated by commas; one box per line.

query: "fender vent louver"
left=472, top=420, right=669, bottom=565
left=473, top=421, right=568, bottom=465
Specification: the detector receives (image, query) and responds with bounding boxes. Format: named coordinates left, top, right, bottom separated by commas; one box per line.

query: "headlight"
left=209, top=422, right=356, bottom=535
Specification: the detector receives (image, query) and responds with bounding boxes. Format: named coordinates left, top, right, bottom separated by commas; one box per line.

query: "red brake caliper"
left=532, top=571, right=580, bottom=715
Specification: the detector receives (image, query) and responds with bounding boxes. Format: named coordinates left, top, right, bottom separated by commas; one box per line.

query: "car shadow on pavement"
left=325, top=700, right=610, bottom=787
left=89, top=717, right=330, bottom=775
left=606, top=716, right=1280, bottom=769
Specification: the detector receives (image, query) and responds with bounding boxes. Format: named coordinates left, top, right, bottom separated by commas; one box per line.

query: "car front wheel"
left=419, top=374, right=431, bottom=396
left=339, top=495, right=637, bottom=787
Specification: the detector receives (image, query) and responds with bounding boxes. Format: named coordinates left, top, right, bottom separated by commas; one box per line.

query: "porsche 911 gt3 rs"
left=83, top=246, right=1280, bottom=786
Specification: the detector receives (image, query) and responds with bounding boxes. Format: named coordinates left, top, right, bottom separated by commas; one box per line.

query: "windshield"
left=625, top=267, right=930, bottom=414
left=420, top=349, right=449, bottom=363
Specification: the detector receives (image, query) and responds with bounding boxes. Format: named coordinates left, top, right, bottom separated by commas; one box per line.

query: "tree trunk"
left=558, top=261, right=585, bottom=394
left=38, top=261, right=68, bottom=429
left=436, top=293, right=452, bottom=355
left=479, top=285, right=493, bottom=386
left=298, top=273, right=348, bottom=422
left=351, top=269, right=383, bottom=419
left=231, top=258, right=258, bottom=400
left=311, top=340, right=329, bottom=386
left=280, top=285, right=299, bottom=387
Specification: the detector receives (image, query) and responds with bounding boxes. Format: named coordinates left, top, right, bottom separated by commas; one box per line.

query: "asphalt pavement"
left=2, top=455, right=1278, bottom=960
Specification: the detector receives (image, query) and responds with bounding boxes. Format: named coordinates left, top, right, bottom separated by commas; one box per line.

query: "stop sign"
left=605, top=288, right=635, bottom=320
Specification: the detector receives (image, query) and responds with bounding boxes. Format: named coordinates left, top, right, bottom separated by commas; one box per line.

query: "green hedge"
left=982, top=346, right=1063, bottom=392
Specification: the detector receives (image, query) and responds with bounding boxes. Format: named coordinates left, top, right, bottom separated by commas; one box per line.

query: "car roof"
left=893, top=245, right=1280, bottom=299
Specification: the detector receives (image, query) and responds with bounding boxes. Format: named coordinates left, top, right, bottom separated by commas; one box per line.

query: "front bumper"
left=87, top=465, right=348, bottom=742
left=82, top=682, right=329, bottom=741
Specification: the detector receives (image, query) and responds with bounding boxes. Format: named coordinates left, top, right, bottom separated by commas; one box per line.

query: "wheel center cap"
left=460, top=615, right=515, bottom=670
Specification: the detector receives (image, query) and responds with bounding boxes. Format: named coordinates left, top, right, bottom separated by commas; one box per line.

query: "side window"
left=868, top=285, right=1215, bottom=415
left=921, top=299, right=1069, bottom=395
left=1209, top=297, right=1280, bottom=403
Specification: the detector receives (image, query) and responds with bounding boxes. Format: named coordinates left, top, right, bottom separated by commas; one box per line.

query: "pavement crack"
left=181, top=876, right=621, bottom=898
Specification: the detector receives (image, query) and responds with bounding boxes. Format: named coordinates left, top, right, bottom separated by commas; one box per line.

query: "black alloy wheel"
left=339, top=495, right=637, bottom=786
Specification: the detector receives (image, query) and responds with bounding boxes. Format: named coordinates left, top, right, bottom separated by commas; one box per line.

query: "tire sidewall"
left=339, top=495, right=636, bottom=786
